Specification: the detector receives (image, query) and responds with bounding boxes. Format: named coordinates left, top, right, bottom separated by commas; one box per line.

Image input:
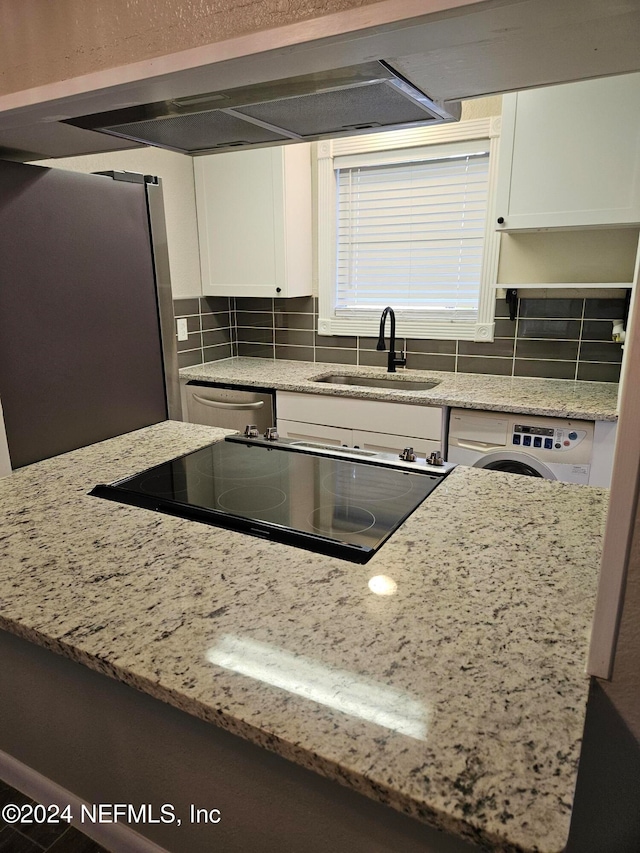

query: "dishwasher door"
left=181, top=381, right=274, bottom=433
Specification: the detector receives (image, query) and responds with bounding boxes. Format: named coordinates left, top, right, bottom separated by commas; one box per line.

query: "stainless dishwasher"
left=180, top=380, right=275, bottom=433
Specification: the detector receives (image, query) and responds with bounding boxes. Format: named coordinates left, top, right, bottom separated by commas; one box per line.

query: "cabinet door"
left=276, top=391, right=442, bottom=441
left=496, top=73, right=640, bottom=231
left=277, top=419, right=352, bottom=447
left=352, top=430, right=440, bottom=458
left=194, top=145, right=312, bottom=298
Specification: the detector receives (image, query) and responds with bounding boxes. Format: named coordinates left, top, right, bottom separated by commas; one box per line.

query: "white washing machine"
left=447, top=408, right=595, bottom=484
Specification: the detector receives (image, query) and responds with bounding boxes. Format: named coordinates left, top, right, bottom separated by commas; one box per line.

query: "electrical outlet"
left=176, top=318, right=189, bottom=341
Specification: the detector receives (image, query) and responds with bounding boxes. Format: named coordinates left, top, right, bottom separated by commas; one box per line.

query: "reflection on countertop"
left=206, top=634, right=429, bottom=740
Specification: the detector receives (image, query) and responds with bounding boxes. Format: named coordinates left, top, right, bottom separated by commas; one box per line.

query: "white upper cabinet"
left=194, top=144, right=313, bottom=298
left=495, top=73, right=640, bottom=231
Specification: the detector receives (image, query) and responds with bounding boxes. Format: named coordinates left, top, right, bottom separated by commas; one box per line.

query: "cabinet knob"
left=497, top=216, right=505, bottom=225
left=276, top=287, right=282, bottom=293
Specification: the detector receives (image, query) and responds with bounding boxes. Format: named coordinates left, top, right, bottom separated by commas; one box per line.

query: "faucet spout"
left=376, top=306, right=406, bottom=373
left=376, top=307, right=392, bottom=351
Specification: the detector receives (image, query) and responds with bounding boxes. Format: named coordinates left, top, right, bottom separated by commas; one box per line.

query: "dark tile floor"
left=0, top=779, right=109, bottom=853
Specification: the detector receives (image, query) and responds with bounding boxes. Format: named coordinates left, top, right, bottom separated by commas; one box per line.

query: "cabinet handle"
left=192, top=395, right=264, bottom=410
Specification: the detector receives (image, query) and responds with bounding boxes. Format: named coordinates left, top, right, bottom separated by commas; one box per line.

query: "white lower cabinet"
left=277, top=420, right=352, bottom=447
left=352, top=430, right=439, bottom=457
left=277, top=420, right=440, bottom=458
left=276, top=391, right=442, bottom=459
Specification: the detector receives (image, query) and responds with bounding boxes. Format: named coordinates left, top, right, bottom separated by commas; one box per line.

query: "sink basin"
left=312, top=374, right=439, bottom=391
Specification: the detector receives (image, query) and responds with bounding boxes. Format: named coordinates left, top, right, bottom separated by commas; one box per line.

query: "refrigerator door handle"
left=191, top=395, right=265, bottom=411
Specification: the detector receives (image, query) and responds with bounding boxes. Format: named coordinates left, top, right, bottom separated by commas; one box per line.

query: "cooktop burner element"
left=91, top=435, right=453, bottom=563
left=308, top=504, right=376, bottom=536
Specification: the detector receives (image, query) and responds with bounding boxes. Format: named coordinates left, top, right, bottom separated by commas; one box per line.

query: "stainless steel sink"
left=312, top=373, right=439, bottom=391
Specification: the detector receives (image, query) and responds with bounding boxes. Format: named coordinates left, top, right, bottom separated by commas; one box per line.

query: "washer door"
left=473, top=451, right=557, bottom=480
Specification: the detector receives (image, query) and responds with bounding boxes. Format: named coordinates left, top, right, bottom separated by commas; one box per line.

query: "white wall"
left=460, top=95, right=501, bottom=120
left=33, top=147, right=202, bottom=299
left=498, top=230, right=639, bottom=286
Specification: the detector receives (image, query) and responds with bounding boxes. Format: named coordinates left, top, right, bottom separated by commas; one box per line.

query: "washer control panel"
left=512, top=424, right=586, bottom=452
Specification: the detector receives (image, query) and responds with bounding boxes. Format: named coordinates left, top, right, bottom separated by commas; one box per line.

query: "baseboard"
left=0, top=750, right=170, bottom=853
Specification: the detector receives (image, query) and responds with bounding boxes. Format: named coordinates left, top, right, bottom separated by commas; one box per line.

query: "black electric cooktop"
left=91, top=436, right=448, bottom=563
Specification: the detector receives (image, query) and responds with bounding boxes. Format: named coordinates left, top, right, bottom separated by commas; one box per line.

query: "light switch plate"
left=176, top=318, right=189, bottom=341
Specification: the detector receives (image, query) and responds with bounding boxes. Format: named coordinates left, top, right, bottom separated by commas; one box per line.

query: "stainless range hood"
left=65, top=61, right=460, bottom=155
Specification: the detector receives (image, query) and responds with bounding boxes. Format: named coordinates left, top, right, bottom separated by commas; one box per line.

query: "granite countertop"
left=179, top=358, right=619, bottom=421
left=0, top=422, right=608, bottom=853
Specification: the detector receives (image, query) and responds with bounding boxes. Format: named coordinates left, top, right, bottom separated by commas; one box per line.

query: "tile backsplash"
left=174, top=295, right=624, bottom=382
left=173, top=297, right=235, bottom=369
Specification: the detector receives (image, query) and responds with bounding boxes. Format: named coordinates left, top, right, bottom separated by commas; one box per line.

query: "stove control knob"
left=427, top=451, right=444, bottom=466
left=264, top=427, right=279, bottom=441
left=244, top=424, right=260, bottom=438
left=399, top=447, right=416, bottom=462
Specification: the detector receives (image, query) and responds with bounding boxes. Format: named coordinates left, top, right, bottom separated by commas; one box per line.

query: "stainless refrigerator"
left=0, top=159, right=181, bottom=473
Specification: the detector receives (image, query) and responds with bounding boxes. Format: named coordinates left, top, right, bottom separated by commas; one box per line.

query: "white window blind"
left=335, top=151, right=490, bottom=321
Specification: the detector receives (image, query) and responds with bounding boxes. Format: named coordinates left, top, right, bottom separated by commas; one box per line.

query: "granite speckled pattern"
left=180, top=357, right=619, bottom=421
left=0, top=422, right=608, bottom=853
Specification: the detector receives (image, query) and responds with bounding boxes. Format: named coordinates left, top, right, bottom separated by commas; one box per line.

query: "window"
left=317, top=119, right=501, bottom=341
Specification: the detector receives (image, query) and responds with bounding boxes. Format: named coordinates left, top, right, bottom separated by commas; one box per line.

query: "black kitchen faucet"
left=376, top=306, right=406, bottom=373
